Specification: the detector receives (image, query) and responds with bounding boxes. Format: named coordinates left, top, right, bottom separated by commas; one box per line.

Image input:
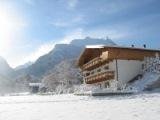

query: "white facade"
left=113, top=60, right=142, bottom=88
left=83, top=59, right=143, bottom=90
left=103, top=59, right=143, bottom=89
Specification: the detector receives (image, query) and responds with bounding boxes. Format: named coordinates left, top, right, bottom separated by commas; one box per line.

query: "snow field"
left=0, top=93, right=160, bottom=120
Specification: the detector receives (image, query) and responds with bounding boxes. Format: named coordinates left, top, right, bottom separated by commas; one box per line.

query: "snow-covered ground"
left=0, top=93, right=160, bottom=120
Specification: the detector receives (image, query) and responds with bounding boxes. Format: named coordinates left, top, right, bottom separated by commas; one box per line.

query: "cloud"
left=22, top=42, right=55, bottom=63
left=51, top=21, right=69, bottom=27
left=59, top=28, right=84, bottom=43
left=99, top=0, right=155, bottom=15
left=85, top=29, right=130, bottom=40
left=50, top=15, right=84, bottom=28
left=23, top=0, right=35, bottom=6
left=67, top=0, right=78, bottom=9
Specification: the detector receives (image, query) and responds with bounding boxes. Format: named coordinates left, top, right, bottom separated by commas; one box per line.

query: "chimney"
left=131, top=44, right=134, bottom=47
left=143, top=44, right=146, bottom=48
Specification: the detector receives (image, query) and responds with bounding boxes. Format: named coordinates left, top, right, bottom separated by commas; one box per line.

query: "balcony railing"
left=82, top=57, right=107, bottom=70
left=85, top=71, right=115, bottom=84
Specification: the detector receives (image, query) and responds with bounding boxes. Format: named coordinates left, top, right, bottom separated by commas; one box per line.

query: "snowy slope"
left=130, top=73, right=160, bottom=91
left=129, top=56, right=160, bottom=91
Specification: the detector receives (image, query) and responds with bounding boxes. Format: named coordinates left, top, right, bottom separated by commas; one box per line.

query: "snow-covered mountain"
left=18, top=37, right=116, bottom=78
left=70, top=37, right=115, bottom=46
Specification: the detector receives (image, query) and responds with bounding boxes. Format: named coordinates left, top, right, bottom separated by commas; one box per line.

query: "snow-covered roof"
left=105, top=45, right=160, bottom=52
left=86, top=45, right=105, bottom=48
left=86, top=45, right=160, bottom=52
left=29, top=83, right=42, bottom=86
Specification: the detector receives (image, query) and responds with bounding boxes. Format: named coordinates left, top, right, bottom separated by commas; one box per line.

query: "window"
left=142, top=64, right=145, bottom=70
left=91, top=71, right=94, bottom=74
left=104, top=65, right=109, bottom=70
left=86, top=72, right=90, bottom=76
left=105, top=82, right=110, bottom=88
left=97, top=68, right=101, bottom=72
left=99, top=84, right=102, bottom=88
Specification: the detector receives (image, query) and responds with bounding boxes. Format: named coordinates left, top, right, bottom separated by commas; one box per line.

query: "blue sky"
left=0, top=0, right=160, bottom=67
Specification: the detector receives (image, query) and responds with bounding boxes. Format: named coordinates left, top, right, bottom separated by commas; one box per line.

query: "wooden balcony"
left=82, top=57, right=107, bottom=70
left=85, top=71, right=115, bottom=84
